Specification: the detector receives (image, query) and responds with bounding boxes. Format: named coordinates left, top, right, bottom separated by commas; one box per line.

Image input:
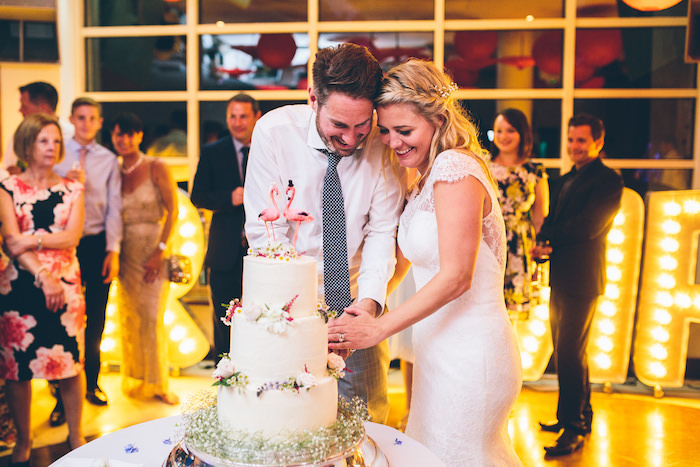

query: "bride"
left=329, top=59, right=523, bottom=465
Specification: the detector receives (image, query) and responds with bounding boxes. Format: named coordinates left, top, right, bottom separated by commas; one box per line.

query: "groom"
left=243, top=43, right=403, bottom=423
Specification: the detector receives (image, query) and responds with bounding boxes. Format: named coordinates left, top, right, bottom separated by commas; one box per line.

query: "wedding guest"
left=244, top=43, right=403, bottom=423
left=329, top=59, right=523, bottom=465
left=111, top=113, right=180, bottom=405
left=489, top=108, right=548, bottom=320
left=0, top=113, right=87, bottom=465
left=52, top=97, right=122, bottom=413
left=533, top=113, right=623, bottom=456
left=191, top=93, right=261, bottom=361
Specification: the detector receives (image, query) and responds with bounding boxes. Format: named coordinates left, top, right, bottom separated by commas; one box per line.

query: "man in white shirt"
left=244, top=44, right=402, bottom=423
left=2, top=81, right=74, bottom=173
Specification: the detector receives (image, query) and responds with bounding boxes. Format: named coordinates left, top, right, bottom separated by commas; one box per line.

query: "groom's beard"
left=316, top=119, right=366, bottom=158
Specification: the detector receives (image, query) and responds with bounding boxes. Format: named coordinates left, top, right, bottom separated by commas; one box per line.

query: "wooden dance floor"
left=5, top=369, right=700, bottom=466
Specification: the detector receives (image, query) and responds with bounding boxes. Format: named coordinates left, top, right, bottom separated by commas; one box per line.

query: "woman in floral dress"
left=489, top=108, right=549, bottom=320
left=0, top=114, right=86, bottom=465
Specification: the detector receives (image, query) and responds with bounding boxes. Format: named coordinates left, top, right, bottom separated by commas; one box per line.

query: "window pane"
left=200, top=34, right=309, bottom=91
left=446, top=30, right=561, bottom=89
left=86, top=37, right=186, bottom=91
left=100, top=102, right=188, bottom=159
left=199, top=100, right=306, bottom=145
left=577, top=0, right=688, bottom=18
left=24, top=22, right=58, bottom=62
left=460, top=99, right=562, bottom=158
left=619, top=168, right=693, bottom=199
left=575, top=27, right=695, bottom=89
left=574, top=99, right=695, bottom=159
left=319, top=33, right=434, bottom=72
left=320, top=0, right=433, bottom=21
left=200, top=0, right=306, bottom=24
left=84, top=0, right=186, bottom=27
left=446, top=0, right=563, bottom=19
left=0, top=21, right=20, bottom=61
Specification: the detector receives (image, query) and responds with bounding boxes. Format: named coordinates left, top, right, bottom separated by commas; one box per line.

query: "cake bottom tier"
left=217, top=376, right=338, bottom=436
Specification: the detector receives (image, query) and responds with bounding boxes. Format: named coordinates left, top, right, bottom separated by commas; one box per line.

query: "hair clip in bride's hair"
left=433, top=82, right=458, bottom=99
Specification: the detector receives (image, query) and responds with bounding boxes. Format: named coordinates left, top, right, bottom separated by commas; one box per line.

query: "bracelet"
left=37, top=233, right=43, bottom=251
left=34, top=266, right=48, bottom=288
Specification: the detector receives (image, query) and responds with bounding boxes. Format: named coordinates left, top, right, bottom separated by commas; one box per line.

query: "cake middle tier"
left=229, top=314, right=329, bottom=380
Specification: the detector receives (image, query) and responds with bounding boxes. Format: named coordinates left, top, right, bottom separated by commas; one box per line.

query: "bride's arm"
left=329, top=175, right=486, bottom=350
left=386, top=245, right=411, bottom=297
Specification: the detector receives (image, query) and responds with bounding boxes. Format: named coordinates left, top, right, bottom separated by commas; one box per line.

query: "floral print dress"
left=0, top=176, right=85, bottom=381
left=488, top=160, right=547, bottom=317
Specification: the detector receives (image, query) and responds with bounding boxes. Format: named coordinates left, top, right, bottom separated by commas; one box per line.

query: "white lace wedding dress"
left=399, top=150, right=523, bottom=466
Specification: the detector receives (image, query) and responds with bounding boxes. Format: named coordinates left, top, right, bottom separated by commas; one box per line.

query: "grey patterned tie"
left=320, top=148, right=352, bottom=315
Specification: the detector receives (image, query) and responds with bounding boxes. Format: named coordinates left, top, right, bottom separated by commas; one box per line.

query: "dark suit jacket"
left=538, top=157, right=623, bottom=297
left=190, top=136, right=245, bottom=272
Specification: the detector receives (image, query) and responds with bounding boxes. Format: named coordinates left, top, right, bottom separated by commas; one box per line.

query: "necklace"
left=121, top=154, right=145, bottom=175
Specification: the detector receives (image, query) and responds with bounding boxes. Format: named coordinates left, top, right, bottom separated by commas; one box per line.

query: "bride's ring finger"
left=339, top=333, right=345, bottom=343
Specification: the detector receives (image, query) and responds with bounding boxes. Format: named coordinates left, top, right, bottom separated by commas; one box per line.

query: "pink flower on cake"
left=29, top=344, right=78, bottom=379
left=221, top=299, right=243, bottom=326
left=295, top=369, right=316, bottom=389
left=213, top=356, right=235, bottom=380
left=0, top=311, right=37, bottom=351
left=327, top=352, right=347, bottom=379
left=243, top=303, right=262, bottom=321
left=0, top=348, right=19, bottom=380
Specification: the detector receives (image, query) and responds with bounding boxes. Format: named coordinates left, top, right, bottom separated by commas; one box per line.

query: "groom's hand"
left=346, top=298, right=381, bottom=318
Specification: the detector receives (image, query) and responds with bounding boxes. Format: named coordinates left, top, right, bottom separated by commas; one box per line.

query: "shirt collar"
left=68, top=137, right=96, bottom=152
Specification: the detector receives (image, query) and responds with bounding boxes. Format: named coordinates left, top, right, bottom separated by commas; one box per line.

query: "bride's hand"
left=328, top=308, right=381, bottom=351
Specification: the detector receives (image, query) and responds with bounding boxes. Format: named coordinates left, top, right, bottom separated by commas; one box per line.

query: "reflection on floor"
left=4, top=365, right=700, bottom=466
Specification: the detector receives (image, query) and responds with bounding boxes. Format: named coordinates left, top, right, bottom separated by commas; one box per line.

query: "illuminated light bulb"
left=607, top=248, right=623, bottom=264
left=180, top=241, right=198, bottom=257
left=593, top=353, right=612, bottom=369
left=684, top=199, right=700, bottom=214
left=164, top=310, right=175, bottom=326
left=655, top=292, right=673, bottom=308
left=650, top=326, right=670, bottom=343
left=170, top=325, right=187, bottom=341
left=607, top=266, right=622, bottom=282
left=656, top=273, right=676, bottom=289
left=605, top=284, right=620, bottom=300
left=607, top=229, right=625, bottom=245
left=216, top=20, right=225, bottom=27
left=613, top=213, right=625, bottom=226
left=529, top=320, right=547, bottom=337
left=598, top=319, right=615, bottom=335
left=178, top=210, right=187, bottom=219
left=521, top=353, right=533, bottom=369
left=596, top=336, right=614, bottom=352
left=106, top=304, right=117, bottom=317
left=179, top=338, right=196, bottom=354
left=675, top=292, right=691, bottom=308
left=100, top=337, right=116, bottom=352
left=522, top=336, right=539, bottom=353
left=659, top=255, right=678, bottom=271
left=179, top=222, right=197, bottom=238
left=695, top=296, right=700, bottom=309
left=661, top=220, right=681, bottom=235
left=663, top=201, right=681, bottom=216
left=540, top=287, right=550, bottom=301
left=649, top=362, right=667, bottom=378
left=650, top=343, right=668, bottom=360
left=653, top=308, right=672, bottom=325
left=534, top=303, right=549, bottom=320
left=103, top=321, right=116, bottom=334
left=599, top=300, right=616, bottom=317
left=660, top=238, right=679, bottom=252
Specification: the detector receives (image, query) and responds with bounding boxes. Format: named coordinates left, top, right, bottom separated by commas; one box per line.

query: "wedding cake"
left=213, top=243, right=345, bottom=436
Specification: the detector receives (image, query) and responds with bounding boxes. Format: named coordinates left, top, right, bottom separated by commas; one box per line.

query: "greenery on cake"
left=221, top=295, right=298, bottom=333
left=182, top=392, right=367, bottom=465
left=248, top=241, right=300, bottom=261
left=211, top=354, right=248, bottom=392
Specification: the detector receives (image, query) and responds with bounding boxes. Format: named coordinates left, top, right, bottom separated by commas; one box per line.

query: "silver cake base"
left=162, top=434, right=388, bottom=467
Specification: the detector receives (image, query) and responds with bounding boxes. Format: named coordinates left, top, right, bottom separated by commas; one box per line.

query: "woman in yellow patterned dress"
left=489, top=108, right=549, bottom=320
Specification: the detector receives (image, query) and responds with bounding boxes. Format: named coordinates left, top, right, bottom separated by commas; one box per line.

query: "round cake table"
left=50, top=415, right=445, bottom=466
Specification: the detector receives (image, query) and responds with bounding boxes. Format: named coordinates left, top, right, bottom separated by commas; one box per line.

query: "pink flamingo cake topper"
left=284, top=180, right=313, bottom=248
left=258, top=182, right=280, bottom=242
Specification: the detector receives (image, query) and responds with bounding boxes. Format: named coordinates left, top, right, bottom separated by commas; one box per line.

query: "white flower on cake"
left=221, top=295, right=298, bottom=333
left=213, top=356, right=235, bottom=379
left=327, top=352, right=347, bottom=380
left=256, top=364, right=316, bottom=396
left=211, top=354, right=249, bottom=392
left=248, top=241, right=300, bottom=260
left=296, top=370, right=317, bottom=388
left=242, top=303, right=262, bottom=321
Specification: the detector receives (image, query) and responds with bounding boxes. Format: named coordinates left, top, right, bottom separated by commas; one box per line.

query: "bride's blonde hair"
left=376, top=59, right=495, bottom=192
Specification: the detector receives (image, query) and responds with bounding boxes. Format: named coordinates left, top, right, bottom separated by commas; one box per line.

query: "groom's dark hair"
left=312, top=43, right=383, bottom=106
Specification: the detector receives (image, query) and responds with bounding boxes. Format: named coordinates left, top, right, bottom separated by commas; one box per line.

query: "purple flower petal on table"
left=124, top=443, right=139, bottom=453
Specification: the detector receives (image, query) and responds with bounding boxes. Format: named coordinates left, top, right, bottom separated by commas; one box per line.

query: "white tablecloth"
left=51, top=415, right=445, bottom=466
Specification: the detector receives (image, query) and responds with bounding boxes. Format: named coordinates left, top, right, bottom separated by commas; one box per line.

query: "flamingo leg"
left=264, top=221, right=271, bottom=242
left=292, top=221, right=301, bottom=249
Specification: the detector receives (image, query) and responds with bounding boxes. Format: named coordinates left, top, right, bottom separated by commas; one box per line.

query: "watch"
left=158, top=242, right=167, bottom=251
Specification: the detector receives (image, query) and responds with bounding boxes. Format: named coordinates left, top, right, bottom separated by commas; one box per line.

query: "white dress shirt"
left=244, top=104, right=403, bottom=309
left=54, top=138, right=123, bottom=253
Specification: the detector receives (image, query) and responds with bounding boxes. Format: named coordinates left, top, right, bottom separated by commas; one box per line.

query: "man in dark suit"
left=533, top=113, right=623, bottom=456
left=191, top=93, right=261, bottom=360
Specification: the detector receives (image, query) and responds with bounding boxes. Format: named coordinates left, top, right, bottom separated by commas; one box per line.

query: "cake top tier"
left=248, top=241, right=301, bottom=261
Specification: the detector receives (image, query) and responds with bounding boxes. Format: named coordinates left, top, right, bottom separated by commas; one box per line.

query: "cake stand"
left=162, top=432, right=388, bottom=467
